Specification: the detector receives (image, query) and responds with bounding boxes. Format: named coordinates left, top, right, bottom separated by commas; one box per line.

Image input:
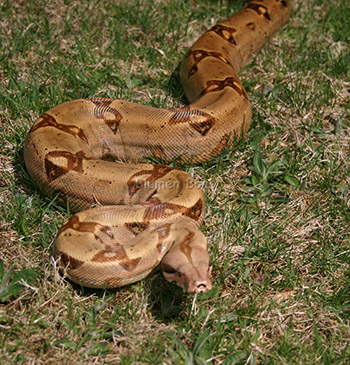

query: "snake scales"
left=24, top=0, right=291, bottom=293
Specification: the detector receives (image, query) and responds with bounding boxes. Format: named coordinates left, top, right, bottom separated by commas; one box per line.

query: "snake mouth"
left=197, top=283, right=207, bottom=291
left=188, top=279, right=213, bottom=294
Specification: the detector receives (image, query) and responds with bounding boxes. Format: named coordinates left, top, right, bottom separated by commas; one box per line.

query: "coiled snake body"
left=24, top=0, right=291, bottom=293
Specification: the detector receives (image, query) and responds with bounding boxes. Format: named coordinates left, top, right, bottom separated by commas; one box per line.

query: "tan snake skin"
left=24, top=0, right=291, bottom=293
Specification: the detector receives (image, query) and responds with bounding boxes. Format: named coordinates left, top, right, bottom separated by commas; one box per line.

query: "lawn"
left=0, top=0, right=349, bottom=363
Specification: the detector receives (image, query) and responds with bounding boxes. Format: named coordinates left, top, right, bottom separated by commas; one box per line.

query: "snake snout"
left=189, top=279, right=213, bottom=294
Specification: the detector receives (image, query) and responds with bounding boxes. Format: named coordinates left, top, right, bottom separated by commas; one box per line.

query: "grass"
left=1, top=0, right=350, bottom=363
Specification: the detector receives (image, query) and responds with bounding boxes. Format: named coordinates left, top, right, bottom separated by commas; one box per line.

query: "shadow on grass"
left=147, top=275, right=187, bottom=321
left=57, top=270, right=187, bottom=322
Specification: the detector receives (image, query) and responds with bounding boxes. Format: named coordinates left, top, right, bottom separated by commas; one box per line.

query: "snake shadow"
left=65, top=273, right=188, bottom=322
left=166, top=62, right=189, bottom=105
left=146, top=274, right=189, bottom=321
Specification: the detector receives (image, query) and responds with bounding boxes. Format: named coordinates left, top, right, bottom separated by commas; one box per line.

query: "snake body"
left=24, top=0, right=291, bottom=293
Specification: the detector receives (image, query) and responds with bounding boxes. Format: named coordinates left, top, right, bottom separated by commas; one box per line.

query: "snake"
left=24, top=0, right=291, bottom=293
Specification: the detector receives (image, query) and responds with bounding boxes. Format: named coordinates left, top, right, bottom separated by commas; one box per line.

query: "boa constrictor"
left=24, top=0, right=291, bottom=293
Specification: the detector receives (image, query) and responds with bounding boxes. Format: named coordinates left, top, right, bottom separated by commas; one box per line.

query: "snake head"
left=161, top=244, right=212, bottom=294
